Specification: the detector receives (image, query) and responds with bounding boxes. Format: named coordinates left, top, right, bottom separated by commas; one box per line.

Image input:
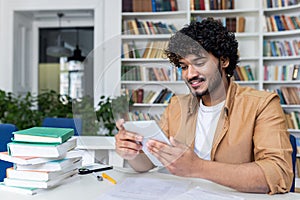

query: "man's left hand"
left=146, top=137, right=199, bottom=177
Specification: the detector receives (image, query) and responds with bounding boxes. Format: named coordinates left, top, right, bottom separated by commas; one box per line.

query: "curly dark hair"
left=165, top=17, right=239, bottom=77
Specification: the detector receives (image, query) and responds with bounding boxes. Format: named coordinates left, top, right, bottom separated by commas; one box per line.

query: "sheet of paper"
left=97, top=177, right=191, bottom=200
left=173, top=186, right=244, bottom=200
left=123, top=120, right=171, bottom=166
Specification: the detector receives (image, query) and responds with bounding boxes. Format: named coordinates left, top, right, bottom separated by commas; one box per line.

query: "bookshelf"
left=119, top=0, right=300, bottom=127
left=121, top=0, right=190, bottom=117
left=262, top=2, right=300, bottom=137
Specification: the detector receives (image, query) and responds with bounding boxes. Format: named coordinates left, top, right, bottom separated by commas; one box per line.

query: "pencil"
left=102, top=173, right=117, bottom=184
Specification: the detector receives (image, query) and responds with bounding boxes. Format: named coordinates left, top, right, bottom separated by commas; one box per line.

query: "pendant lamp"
left=46, top=12, right=72, bottom=57
left=67, top=28, right=85, bottom=62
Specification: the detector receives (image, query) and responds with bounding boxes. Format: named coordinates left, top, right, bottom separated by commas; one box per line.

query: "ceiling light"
left=46, top=12, right=72, bottom=57
left=68, top=28, right=85, bottom=62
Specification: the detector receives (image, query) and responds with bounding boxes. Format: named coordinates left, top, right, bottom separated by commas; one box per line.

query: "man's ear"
left=220, top=57, right=229, bottom=68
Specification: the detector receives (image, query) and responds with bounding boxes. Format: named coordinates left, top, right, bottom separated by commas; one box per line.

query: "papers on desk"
left=97, top=177, right=191, bottom=200
left=97, top=177, right=244, bottom=200
left=173, top=186, right=244, bottom=200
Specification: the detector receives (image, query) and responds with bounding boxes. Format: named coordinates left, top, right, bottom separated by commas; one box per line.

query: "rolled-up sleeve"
left=253, top=94, right=293, bottom=194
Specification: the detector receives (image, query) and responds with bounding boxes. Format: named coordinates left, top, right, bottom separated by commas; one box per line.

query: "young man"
left=115, top=18, right=293, bottom=194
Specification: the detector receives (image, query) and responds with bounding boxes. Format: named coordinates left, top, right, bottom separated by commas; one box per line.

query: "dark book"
left=226, top=17, right=236, bottom=32
left=122, top=0, right=133, bottom=12
left=194, top=0, right=200, bottom=10
left=228, top=0, right=234, bottom=9
left=162, top=0, right=172, bottom=11
left=275, top=88, right=286, bottom=105
left=155, top=0, right=163, bottom=12
left=163, top=91, right=174, bottom=104
left=134, top=18, right=144, bottom=35
left=274, top=15, right=285, bottom=31
left=159, top=90, right=172, bottom=103
left=137, top=88, right=144, bottom=103
left=233, top=70, right=240, bottom=81
left=153, top=88, right=168, bottom=103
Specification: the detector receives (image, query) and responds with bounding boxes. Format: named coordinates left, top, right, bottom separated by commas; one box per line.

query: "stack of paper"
left=0, top=127, right=83, bottom=195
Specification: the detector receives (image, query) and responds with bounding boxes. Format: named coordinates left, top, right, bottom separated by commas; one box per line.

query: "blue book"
left=151, top=0, right=156, bottom=12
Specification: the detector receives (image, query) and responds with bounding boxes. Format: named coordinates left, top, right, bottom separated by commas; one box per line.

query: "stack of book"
left=0, top=127, right=83, bottom=195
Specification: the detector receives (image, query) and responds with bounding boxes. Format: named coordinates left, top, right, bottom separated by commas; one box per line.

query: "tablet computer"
left=123, top=120, right=170, bottom=166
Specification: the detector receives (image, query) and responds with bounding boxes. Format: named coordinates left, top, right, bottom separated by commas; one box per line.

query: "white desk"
left=1, top=169, right=299, bottom=200
left=75, top=136, right=124, bottom=167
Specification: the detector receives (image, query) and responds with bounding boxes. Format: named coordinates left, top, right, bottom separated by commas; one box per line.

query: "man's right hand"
left=115, top=119, right=143, bottom=160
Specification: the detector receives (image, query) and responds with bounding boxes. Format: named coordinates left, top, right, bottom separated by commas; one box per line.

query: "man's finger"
left=116, top=118, right=125, bottom=130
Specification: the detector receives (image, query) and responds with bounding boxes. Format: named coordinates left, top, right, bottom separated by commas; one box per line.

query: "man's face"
left=178, top=53, right=223, bottom=98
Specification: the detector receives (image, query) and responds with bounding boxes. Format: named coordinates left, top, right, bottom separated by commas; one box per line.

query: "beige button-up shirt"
left=159, top=81, right=293, bottom=194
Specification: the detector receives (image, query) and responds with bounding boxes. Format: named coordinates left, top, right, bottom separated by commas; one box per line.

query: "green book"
left=12, top=127, right=74, bottom=144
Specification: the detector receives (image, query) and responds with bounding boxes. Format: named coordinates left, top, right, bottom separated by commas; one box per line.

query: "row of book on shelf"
left=121, top=65, right=182, bottom=82
left=190, top=0, right=235, bottom=10
left=285, top=111, right=300, bottom=130
left=233, top=65, right=255, bottom=81
left=122, top=19, right=178, bottom=35
left=263, top=0, right=300, bottom=8
left=264, top=15, right=300, bottom=32
left=126, top=88, right=174, bottom=105
left=263, top=39, right=300, bottom=57
left=0, top=127, right=83, bottom=195
left=264, top=64, right=300, bottom=81
left=273, top=86, right=300, bottom=105
left=122, top=0, right=178, bottom=12
left=191, top=16, right=245, bottom=33
left=122, top=40, right=169, bottom=59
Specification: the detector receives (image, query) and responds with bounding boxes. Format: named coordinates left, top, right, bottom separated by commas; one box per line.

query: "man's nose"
left=186, top=64, right=198, bottom=79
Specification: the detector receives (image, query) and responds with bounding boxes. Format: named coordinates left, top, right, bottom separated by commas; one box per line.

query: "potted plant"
left=95, top=94, right=133, bottom=136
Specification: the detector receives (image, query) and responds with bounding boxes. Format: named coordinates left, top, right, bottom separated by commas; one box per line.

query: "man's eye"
left=194, top=63, right=204, bottom=67
left=179, top=65, right=188, bottom=70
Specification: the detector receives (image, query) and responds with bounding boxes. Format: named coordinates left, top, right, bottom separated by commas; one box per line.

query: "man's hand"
left=146, top=136, right=199, bottom=177
left=115, top=119, right=143, bottom=160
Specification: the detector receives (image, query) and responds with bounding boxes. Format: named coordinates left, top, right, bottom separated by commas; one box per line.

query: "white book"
left=15, top=157, right=82, bottom=172
left=8, top=160, right=82, bottom=181
left=0, top=149, right=84, bottom=165
left=7, top=137, right=77, bottom=158
left=4, top=169, right=78, bottom=188
left=0, top=182, right=43, bottom=195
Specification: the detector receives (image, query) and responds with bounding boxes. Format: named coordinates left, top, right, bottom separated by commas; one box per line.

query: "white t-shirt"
left=194, top=100, right=225, bottom=160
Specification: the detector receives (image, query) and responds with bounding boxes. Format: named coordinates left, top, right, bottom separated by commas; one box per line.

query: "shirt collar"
left=224, top=78, right=237, bottom=118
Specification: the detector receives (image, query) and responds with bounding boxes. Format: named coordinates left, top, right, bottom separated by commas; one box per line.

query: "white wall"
left=0, top=0, right=121, bottom=105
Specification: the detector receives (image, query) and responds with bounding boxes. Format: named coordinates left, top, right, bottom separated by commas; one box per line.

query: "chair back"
left=290, top=134, right=297, bottom=192
left=0, top=124, right=17, bottom=181
left=42, top=117, right=82, bottom=136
